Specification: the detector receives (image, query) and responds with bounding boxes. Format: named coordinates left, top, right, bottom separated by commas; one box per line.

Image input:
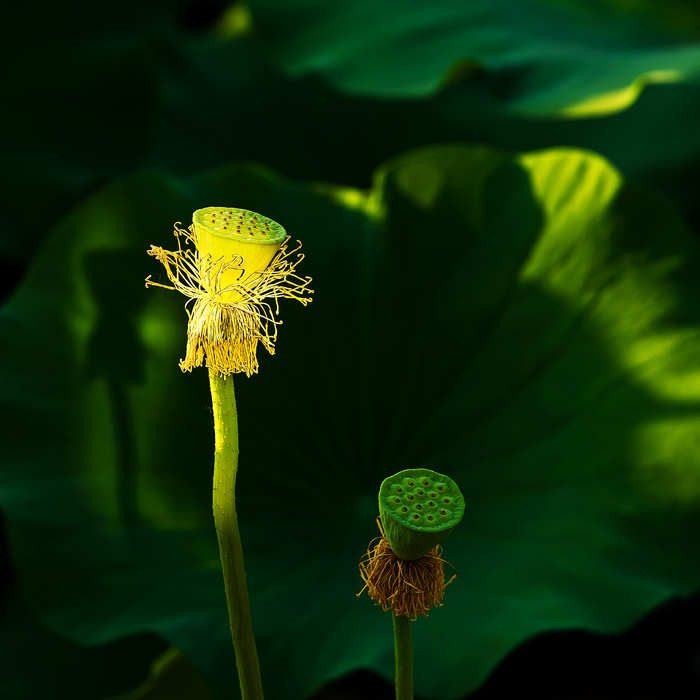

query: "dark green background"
left=3, top=1, right=700, bottom=698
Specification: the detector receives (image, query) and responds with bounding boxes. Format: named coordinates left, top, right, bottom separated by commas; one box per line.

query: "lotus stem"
left=209, top=370, right=264, bottom=700
left=393, top=613, right=413, bottom=700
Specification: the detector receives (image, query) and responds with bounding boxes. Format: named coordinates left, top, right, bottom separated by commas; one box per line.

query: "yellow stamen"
left=145, top=214, right=313, bottom=377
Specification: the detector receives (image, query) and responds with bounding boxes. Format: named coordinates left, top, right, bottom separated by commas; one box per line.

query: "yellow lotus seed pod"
left=193, top=207, right=287, bottom=303
left=146, top=207, right=313, bottom=377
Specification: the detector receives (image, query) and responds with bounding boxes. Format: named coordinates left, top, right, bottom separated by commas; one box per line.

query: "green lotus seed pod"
left=379, top=468, right=464, bottom=560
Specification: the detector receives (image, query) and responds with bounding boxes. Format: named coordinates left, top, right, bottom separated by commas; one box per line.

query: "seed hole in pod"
left=430, top=492, right=437, bottom=498
left=443, top=498, right=451, bottom=504
left=428, top=501, right=435, bottom=507
left=427, top=515, right=434, bottom=521
left=422, top=480, right=430, bottom=486
left=440, top=509, right=447, bottom=515
left=394, top=498, right=401, bottom=503
left=396, top=487, right=403, bottom=492
left=437, top=485, right=444, bottom=491
left=407, top=480, right=415, bottom=486
left=413, top=514, right=420, bottom=520
left=402, top=507, right=408, bottom=512
left=417, top=490, right=424, bottom=496
left=415, top=504, right=423, bottom=510
left=407, top=494, right=415, bottom=501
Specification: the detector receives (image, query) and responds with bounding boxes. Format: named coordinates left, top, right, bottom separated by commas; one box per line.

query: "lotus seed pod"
left=193, top=207, right=287, bottom=303
left=379, top=468, right=464, bottom=560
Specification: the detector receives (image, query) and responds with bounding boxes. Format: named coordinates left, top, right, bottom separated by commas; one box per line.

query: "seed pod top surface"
left=380, top=468, right=464, bottom=532
left=193, top=207, right=287, bottom=245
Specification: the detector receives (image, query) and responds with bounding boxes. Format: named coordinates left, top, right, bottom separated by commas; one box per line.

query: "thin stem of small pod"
left=209, top=370, right=264, bottom=700
left=392, top=613, right=414, bottom=700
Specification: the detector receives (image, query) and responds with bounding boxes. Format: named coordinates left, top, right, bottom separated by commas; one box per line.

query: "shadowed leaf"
left=247, top=0, right=700, bottom=115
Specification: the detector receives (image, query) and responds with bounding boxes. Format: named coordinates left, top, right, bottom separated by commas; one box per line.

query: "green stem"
left=209, top=371, right=264, bottom=700
left=392, top=613, right=413, bottom=700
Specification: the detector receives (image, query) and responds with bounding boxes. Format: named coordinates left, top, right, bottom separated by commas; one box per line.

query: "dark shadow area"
left=178, top=0, right=230, bottom=32
left=0, top=259, right=23, bottom=307
left=0, top=585, right=167, bottom=700
left=470, top=595, right=700, bottom=700
left=0, top=511, right=13, bottom=619
left=309, top=596, right=700, bottom=699
left=84, top=249, right=149, bottom=534
left=308, top=669, right=397, bottom=700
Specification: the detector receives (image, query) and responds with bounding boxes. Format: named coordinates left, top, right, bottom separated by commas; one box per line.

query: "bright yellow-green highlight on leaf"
left=146, top=207, right=313, bottom=378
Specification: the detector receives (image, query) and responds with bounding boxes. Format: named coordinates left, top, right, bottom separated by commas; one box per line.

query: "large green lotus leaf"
left=3, top=145, right=700, bottom=698
left=246, top=0, right=700, bottom=116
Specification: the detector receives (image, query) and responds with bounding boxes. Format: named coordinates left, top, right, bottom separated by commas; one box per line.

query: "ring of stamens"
left=146, top=222, right=313, bottom=377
